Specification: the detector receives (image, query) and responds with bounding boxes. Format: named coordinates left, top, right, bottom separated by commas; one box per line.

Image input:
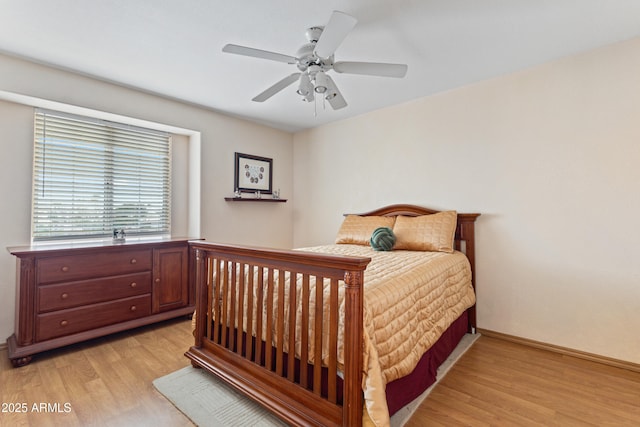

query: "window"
left=32, top=109, right=171, bottom=241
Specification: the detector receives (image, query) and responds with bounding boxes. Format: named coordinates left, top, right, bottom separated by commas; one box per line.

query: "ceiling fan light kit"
left=223, top=10, right=408, bottom=111
left=313, top=70, right=329, bottom=93
left=296, top=72, right=313, bottom=97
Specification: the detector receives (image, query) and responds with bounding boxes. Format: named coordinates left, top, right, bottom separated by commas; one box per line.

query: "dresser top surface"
left=7, top=236, right=200, bottom=257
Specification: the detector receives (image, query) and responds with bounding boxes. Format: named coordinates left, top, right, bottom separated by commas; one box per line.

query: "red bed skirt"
left=385, top=310, right=469, bottom=415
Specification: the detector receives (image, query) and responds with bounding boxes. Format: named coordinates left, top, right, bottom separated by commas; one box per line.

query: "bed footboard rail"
left=186, top=241, right=371, bottom=427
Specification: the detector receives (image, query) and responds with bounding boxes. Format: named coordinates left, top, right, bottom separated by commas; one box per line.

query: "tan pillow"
left=335, top=215, right=396, bottom=245
left=393, top=211, right=457, bottom=252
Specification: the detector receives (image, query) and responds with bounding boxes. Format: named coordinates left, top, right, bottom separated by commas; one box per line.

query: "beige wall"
left=292, top=38, right=640, bottom=364
left=3, top=35, right=639, bottom=366
left=0, top=54, right=294, bottom=343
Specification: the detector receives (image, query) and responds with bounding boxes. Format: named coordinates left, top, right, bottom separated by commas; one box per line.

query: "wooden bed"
left=185, top=204, right=479, bottom=427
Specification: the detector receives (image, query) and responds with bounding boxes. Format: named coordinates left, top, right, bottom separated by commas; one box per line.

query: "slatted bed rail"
left=185, top=241, right=371, bottom=427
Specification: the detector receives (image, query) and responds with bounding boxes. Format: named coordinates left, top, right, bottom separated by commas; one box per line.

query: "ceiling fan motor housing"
left=296, top=43, right=316, bottom=69
left=297, top=26, right=336, bottom=72
left=296, top=45, right=334, bottom=74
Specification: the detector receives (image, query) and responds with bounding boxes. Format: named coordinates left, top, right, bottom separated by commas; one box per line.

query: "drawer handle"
left=130, top=305, right=137, bottom=312
left=60, top=320, right=68, bottom=327
left=61, top=266, right=69, bottom=272
left=155, top=278, right=160, bottom=283
left=130, top=282, right=137, bottom=288
left=61, top=293, right=68, bottom=300
left=130, top=258, right=137, bottom=264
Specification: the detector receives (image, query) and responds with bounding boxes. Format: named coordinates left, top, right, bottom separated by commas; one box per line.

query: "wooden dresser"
left=6, top=237, right=197, bottom=367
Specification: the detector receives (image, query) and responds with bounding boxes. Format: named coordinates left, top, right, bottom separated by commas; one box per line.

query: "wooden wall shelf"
left=224, top=197, right=287, bottom=203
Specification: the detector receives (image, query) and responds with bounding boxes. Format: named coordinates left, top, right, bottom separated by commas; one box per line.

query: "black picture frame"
left=234, top=152, right=273, bottom=194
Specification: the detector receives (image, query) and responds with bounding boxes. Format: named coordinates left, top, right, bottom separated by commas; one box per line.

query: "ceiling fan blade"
left=252, top=73, right=301, bottom=102
left=324, top=76, right=347, bottom=110
left=333, top=61, right=408, bottom=78
left=222, top=44, right=297, bottom=64
left=314, top=11, right=357, bottom=58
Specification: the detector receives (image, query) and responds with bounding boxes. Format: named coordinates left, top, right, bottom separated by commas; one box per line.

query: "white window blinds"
left=32, top=109, right=171, bottom=241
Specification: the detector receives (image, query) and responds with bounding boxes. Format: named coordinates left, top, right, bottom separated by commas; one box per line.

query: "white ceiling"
left=2, top=0, right=640, bottom=133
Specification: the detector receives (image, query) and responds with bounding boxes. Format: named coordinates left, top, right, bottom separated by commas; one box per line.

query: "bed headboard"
left=348, top=204, right=480, bottom=328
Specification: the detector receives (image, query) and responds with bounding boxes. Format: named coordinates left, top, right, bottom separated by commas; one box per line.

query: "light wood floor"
left=0, top=318, right=195, bottom=427
left=405, top=336, right=640, bottom=426
left=2, top=320, right=639, bottom=426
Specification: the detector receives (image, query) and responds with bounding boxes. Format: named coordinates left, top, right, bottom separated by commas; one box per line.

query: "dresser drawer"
left=37, top=272, right=152, bottom=313
left=36, top=294, right=151, bottom=341
left=37, top=249, right=152, bottom=284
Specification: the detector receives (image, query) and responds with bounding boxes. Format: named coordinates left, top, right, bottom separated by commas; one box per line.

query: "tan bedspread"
left=297, top=244, right=475, bottom=427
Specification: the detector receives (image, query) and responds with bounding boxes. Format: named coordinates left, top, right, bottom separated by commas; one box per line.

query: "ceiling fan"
left=222, top=10, right=408, bottom=110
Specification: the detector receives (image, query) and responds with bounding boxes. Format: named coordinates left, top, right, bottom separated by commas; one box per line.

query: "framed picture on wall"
left=234, top=152, right=273, bottom=194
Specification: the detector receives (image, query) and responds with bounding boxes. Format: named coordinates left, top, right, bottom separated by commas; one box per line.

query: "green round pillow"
left=370, top=227, right=396, bottom=251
